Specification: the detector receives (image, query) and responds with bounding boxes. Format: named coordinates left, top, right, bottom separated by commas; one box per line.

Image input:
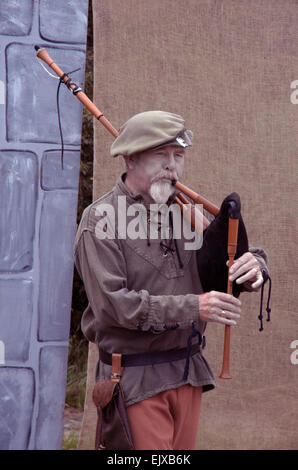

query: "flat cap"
left=110, top=110, right=193, bottom=157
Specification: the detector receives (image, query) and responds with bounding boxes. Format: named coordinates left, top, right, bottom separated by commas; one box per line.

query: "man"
left=74, top=111, right=268, bottom=450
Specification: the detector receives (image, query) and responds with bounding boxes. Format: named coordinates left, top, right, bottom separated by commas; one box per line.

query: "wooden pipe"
left=35, top=45, right=219, bottom=224
left=174, top=192, right=210, bottom=231
left=219, top=217, right=239, bottom=379
left=173, top=180, right=219, bottom=216
left=35, top=45, right=119, bottom=138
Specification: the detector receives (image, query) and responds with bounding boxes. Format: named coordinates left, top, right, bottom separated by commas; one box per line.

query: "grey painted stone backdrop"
left=0, top=0, right=88, bottom=449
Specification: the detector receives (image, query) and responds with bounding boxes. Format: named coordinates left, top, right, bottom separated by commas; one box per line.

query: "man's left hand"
left=227, top=252, right=263, bottom=289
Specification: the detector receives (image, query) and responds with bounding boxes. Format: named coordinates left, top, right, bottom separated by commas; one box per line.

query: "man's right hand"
left=198, top=291, right=241, bottom=326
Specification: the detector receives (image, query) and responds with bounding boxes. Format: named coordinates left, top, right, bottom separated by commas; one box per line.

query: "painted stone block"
left=0, top=150, right=37, bottom=272
left=39, top=0, right=88, bottom=44
left=35, top=346, right=68, bottom=449
left=6, top=43, right=85, bottom=144
left=0, top=0, right=33, bottom=37
left=0, top=279, right=33, bottom=362
left=0, top=367, right=34, bottom=450
left=41, top=149, right=80, bottom=190
left=38, top=190, right=78, bottom=341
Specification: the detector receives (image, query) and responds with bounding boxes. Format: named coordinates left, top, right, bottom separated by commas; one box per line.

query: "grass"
left=65, top=335, right=88, bottom=410
left=62, top=336, right=87, bottom=450
left=63, top=431, right=80, bottom=450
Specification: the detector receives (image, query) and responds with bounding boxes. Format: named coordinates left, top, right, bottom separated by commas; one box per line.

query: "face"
left=125, top=145, right=185, bottom=204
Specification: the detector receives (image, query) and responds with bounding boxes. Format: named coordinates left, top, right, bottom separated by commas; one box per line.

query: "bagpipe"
left=34, top=46, right=271, bottom=379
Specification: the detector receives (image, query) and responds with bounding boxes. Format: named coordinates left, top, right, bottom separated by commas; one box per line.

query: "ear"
left=124, top=154, right=137, bottom=170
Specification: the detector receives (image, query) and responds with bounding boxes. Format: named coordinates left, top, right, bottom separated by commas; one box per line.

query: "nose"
left=164, top=151, right=176, bottom=171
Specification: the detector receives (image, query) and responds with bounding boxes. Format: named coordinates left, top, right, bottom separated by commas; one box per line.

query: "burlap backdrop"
left=79, top=0, right=298, bottom=450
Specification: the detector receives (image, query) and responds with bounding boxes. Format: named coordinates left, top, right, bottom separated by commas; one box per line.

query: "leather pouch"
left=92, top=354, right=134, bottom=450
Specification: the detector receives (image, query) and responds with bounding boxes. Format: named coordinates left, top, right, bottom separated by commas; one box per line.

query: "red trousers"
left=126, top=384, right=202, bottom=450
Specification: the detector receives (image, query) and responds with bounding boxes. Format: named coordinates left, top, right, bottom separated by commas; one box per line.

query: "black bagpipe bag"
left=196, top=192, right=249, bottom=297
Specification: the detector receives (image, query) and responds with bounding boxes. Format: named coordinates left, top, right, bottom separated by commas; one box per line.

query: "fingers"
left=215, top=315, right=238, bottom=326
left=234, top=267, right=258, bottom=284
left=251, top=271, right=264, bottom=289
left=216, top=308, right=240, bottom=326
left=212, top=291, right=241, bottom=310
left=228, top=251, right=252, bottom=271
left=218, top=300, right=241, bottom=315
left=198, top=291, right=242, bottom=326
left=227, top=252, right=262, bottom=285
left=229, top=255, right=256, bottom=281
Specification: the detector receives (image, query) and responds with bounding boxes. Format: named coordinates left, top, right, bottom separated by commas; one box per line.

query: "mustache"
left=150, top=172, right=178, bottom=184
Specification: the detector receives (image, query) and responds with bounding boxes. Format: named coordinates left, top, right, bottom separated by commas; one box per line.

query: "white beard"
left=149, top=179, right=175, bottom=204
